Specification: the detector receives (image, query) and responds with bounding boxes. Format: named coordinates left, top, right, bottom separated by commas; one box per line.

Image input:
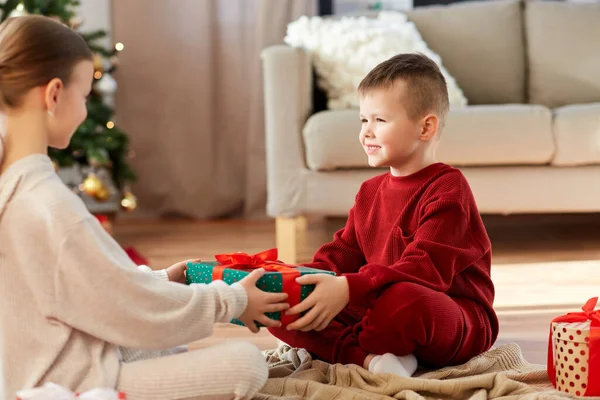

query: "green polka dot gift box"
left=185, top=248, right=335, bottom=327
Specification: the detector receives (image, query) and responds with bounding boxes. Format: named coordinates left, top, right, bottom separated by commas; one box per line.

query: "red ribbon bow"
left=214, top=248, right=278, bottom=268
left=547, top=297, right=600, bottom=395
left=212, top=248, right=301, bottom=326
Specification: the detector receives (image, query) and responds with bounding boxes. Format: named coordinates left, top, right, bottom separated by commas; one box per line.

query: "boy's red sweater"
left=304, top=163, right=496, bottom=321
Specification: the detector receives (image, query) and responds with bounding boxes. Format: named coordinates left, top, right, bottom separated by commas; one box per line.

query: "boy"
left=268, top=53, right=499, bottom=377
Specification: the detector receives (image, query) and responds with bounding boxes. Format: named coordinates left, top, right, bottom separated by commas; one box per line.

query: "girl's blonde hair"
left=0, top=15, right=93, bottom=164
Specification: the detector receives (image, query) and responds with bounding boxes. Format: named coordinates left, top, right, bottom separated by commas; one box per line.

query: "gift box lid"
left=187, top=261, right=333, bottom=272
left=552, top=321, right=592, bottom=344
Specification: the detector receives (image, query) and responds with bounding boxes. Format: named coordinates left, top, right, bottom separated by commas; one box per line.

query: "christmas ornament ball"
left=96, top=187, right=110, bottom=201
left=82, top=173, right=104, bottom=197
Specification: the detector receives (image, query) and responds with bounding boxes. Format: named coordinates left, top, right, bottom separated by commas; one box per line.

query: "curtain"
left=112, top=0, right=316, bottom=218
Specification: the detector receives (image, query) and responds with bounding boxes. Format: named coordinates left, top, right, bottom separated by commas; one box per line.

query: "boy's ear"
left=419, top=114, right=439, bottom=141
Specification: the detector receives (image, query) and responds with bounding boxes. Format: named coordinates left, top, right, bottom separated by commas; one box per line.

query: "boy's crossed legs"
left=269, top=282, right=494, bottom=374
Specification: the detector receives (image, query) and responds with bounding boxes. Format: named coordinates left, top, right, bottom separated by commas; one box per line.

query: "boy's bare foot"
left=364, top=354, right=376, bottom=370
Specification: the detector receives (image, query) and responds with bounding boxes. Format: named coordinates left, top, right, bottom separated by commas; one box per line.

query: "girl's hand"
left=238, top=269, right=290, bottom=333
left=166, top=259, right=200, bottom=284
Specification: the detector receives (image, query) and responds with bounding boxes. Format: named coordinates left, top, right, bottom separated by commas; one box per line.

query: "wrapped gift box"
left=186, top=248, right=335, bottom=327
left=548, top=297, right=600, bottom=397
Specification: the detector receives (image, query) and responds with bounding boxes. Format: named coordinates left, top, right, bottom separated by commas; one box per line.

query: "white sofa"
left=261, top=0, right=600, bottom=263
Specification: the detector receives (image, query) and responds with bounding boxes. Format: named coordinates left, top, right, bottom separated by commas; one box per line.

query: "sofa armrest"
left=261, top=45, right=312, bottom=218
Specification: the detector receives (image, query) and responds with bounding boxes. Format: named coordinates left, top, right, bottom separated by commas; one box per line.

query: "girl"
left=0, top=15, right=289, bottom=400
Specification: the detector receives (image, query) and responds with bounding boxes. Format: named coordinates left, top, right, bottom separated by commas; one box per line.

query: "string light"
left=11, top=2, right=28, bottom=17
left=115, top=42, right=124, bottom=51
left=106, top=121, right=115, bottom=129
left=94, top=71, right=103, bottom=79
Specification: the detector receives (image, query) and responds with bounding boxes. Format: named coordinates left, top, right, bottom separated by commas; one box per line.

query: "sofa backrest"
left=525, top=0, right=600, bottom=108
left=310, top=0, right=600, bottom=110
left=404, top=0, right=526, bottom=105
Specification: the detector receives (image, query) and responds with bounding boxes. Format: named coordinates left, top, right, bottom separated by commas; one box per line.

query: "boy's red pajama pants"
left=268, top=282, right=497, bottom=368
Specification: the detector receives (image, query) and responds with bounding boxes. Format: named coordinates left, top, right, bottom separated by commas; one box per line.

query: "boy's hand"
left=238, top=269, right=290, bottom=333
left=166, top=259, right=200, bottom=284
left=285, top=274, right=349, bottom=332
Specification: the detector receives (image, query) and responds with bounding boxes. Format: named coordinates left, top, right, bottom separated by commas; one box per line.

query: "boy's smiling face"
left=358, top=80, right=425, bottom=175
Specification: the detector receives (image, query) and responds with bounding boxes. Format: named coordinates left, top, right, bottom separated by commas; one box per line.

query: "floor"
left=113, top=213, right=600, bottom=366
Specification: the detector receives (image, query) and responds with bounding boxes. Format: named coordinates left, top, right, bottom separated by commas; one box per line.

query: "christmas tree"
left=0, top=0, right=138, bottom=213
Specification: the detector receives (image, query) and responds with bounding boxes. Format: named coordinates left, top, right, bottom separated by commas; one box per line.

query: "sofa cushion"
left=551, top=103, right=600, bottom=166
left=303, top=105, right=554, bottom=171
left=303, top=109, right=361, bottom=171
left=404, top=0, right=525, bottom=105
left=438, top=105, right=554, bottom=166
left=526, top=1, right=600, bottom=108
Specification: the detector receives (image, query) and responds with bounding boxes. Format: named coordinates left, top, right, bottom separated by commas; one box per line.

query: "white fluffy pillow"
left=284, top=12, right=468, bottom=110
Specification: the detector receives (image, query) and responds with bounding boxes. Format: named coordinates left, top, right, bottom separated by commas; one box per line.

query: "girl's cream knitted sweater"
left=0, top=154, right=247, bottom=398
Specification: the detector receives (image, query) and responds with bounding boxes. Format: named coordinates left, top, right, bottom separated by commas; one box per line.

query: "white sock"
left=368, top=353, right=418, bottom=377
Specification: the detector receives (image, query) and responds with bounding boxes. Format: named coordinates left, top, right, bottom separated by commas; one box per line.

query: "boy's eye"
left=376, top=118, right=385, bottom=122
left=360, top=119, right=367, bottom=123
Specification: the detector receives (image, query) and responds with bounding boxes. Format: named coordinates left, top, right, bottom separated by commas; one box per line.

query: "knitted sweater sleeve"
left=344, top=198, right=489, bottom=306
left=303, top=205, right=366, bottom=274
left=53, top=217, right=248, bottom=350
left=137, top=264, right=169, bottom=281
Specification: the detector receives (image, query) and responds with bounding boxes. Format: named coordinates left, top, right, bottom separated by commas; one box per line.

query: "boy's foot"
left=368, top=353, right=418, bottom=377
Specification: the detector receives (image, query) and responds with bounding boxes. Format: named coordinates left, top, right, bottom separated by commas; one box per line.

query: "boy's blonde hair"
left=358, top=53, right=450, bottom=130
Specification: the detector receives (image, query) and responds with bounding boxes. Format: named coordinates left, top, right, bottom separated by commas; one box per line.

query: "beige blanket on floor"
left=256, top=343, right=575, bottom=399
